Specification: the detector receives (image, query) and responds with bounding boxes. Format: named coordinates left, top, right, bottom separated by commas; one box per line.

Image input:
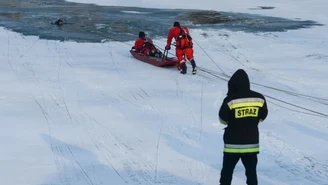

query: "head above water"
left=139, top=31, right=145, bottom=38
left=173, top=21, right=180, bottom=27
left=55, top=19, right=64, bottom=25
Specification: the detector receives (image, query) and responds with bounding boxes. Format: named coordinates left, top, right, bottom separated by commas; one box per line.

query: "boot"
left=155, top=50, right=163, bottom=57
left=192, top=68, right=197, bottom=75
left=190, top=59, right=197, bottom=75
left=180, top=62, right=187, bottom=74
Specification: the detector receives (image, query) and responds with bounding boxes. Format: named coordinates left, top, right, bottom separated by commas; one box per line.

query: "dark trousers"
left=219, top=153, right=258, bottom=185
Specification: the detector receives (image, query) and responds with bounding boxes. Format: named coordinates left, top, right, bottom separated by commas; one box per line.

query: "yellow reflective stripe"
left=220, top=120, right=228, bottom=125
left=225, top=144, right=259, bottom=148
left=228, top=98, right=264, bottom=105
left=228, top=98, right=265, bottom=110
left=219, top=117, right=228, bottom=125
left=229, top=102, right=264, bottom=109
left=224, top=147, right=259, bottom=153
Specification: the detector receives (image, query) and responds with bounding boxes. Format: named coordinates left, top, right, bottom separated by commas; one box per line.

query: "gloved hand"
left=131, top=46, right=135, bottom=50
left=165, top=45, right=171, bottom=50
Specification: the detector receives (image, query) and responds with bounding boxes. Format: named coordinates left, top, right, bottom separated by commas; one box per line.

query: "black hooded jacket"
left=219, top=69, right=268, bottom=154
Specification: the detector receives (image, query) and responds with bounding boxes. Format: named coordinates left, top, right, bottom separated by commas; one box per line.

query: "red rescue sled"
left=130, top=49, right=178, bottom=67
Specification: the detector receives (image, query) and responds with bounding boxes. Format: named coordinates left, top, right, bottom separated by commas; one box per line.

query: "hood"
left=227, top=69, right=250, bottom=95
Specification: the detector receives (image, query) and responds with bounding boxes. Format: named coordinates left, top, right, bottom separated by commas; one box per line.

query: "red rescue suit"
left=166, top=26, right=194, bottom=64
left=134, top=37, right=156, bottom=56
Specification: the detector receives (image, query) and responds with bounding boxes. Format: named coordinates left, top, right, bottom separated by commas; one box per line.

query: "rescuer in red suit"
left=165, top=22, right=197, bottom=75
left=133, top=31, right=162, bottom=57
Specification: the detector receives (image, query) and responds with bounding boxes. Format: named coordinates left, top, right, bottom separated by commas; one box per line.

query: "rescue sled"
left=130, top=49, right=178, bottom=67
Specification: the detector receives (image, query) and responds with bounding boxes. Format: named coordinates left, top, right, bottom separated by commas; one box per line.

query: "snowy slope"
left=1, top=0, right=328, bottom=185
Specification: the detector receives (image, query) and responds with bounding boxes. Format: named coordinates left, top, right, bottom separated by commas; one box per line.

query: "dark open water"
left=0, top=0, right=323, bottom=43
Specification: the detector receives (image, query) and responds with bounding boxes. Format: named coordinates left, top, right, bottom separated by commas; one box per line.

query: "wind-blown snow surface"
left=1, top=0, right=328, bottom=185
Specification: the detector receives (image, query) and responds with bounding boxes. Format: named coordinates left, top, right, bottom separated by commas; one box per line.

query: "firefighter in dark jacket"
left=218, top=69, right=268, bottom=185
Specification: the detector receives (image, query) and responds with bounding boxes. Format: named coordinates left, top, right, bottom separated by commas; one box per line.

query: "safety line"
left=194, top=65, right=328, bottom=119
left=93, top=32, right=328, bottom=119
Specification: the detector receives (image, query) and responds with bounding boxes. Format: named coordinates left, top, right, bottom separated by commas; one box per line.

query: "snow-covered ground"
left=1, top=0, right=328, bottom=185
